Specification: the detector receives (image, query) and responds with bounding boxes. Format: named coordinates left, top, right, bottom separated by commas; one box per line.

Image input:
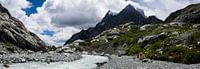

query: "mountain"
left=65, top=3, right=200, bottom=64
left=64, top=4, right=162, bottom=45
left=0, top=4, right=47, bottom=53
left=165, top=3, right=200, bottom=23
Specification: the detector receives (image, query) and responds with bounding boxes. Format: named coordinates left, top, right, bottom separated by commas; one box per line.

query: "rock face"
left=0, top=4, right=47, bottom=53
left=165, top=3, right=200, bottom=23
left=64, top=4, right=162, bottom=45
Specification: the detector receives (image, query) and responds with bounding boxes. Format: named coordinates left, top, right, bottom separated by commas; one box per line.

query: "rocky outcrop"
left=64, top=4, right=162, bottom=45
left=165, top=3, right=200, bottom=23
left=0, top=4, right=47, bottom=53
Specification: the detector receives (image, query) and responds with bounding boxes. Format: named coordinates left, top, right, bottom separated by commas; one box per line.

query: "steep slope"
left=64, top=4, right=162, bottom=45
left=165, top=3, right=200, bottom=23
left=0, top=4, right=47, bottom=53
left=66, top=3, right=200, bottom=64
left=69, top=22, right=200, bottom=64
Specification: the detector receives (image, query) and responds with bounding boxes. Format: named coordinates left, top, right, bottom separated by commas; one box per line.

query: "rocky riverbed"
left=0, top=52, right=81, bottom=64
left=98, top=55, right=200, bottom=69
left=0, top=55, right=108, bottom=69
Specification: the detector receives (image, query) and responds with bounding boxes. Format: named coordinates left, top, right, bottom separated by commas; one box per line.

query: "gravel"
left=0, top=51, right=82, bottom=63
left=98, top=55, right=200, bottom=69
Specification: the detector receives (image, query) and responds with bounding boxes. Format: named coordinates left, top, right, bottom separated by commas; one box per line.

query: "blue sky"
left=23, top=0, right=46, bottom=16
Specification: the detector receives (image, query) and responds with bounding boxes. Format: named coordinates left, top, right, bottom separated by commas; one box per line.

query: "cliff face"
left=0, top=4, right=47, bottom=53
left=64, top=4, right=162, bottom=45
left=165, top=3, right=200, bottom=23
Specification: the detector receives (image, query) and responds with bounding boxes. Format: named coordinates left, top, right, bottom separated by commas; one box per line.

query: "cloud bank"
left=0, top=0, right=200, bottom=46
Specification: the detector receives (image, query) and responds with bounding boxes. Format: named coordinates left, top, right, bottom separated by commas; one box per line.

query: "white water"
left=0, top=55, right=109, bottom=69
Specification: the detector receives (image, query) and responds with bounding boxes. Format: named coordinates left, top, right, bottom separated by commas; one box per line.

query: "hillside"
left=66, top=3, right=200, bottom=64
left=0, top=4, right=47, bottom=53
left=64, top=4, right=162, bottom=45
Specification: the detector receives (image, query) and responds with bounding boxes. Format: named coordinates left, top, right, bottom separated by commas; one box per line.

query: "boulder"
left=138, top=32, right=167, bottom=48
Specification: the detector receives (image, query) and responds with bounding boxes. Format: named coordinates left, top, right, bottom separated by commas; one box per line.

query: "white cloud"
left=1, top=0, right=200, bottom=46
left=25, top=0, right=145, bottom=46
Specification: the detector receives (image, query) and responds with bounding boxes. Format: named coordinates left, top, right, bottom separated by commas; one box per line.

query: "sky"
left=0, top=0, right=200, bottom=46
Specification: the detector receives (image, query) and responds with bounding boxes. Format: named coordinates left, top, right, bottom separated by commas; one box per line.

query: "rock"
left=92, top=51, right=97, bottom=55
left=172, top=31, right=179, bottom=35
left=64, top=4, right=162, bottom=45
left=99, top=52, right=105, bottom=56
left=0, top=51, right=6, bottom=55
left=162, top=24, right=169, bottom=27
left=197, top=41, right=200, bottom=47
left=169, top=22, right=184, bottom=26
left=27, top=50, right=34, bottom=54
left=0, top=4, right=48, bottom=52
left=193, top=24, right=200, bottom=28
left=140, top=24, right=153, bottom=30
left=20, top=58, right=26, bottom=63
left=138, top=32, right=167, bottom=48
left=3, top=64, right=9, bottom=68
left=82, top=51, right=89, bottom=55
left=56, top=46, right=75, bottom=53
left=165, top=3, right=200, bottom=24
left=0, top=52, right=82, bottom=63
left=96, top=62, right=107, bottom=67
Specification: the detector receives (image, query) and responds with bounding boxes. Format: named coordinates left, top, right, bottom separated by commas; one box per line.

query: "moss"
left=79, top=42, right=92, bottom=46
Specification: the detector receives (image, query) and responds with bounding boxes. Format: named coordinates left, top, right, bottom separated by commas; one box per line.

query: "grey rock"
left=138, top=32, right=167, bottom=48
left=64, top=4, right=162, bottom=45
left=0, top=4, right=48, bottom=52
left=98, top=56, right=200, bottom=69
left=0, top=52, right=82, bottom=63
left=165, top=3, right=200, bottom=24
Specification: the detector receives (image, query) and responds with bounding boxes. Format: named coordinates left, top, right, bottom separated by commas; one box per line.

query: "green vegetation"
left=71, top=23, right=200, bottom=64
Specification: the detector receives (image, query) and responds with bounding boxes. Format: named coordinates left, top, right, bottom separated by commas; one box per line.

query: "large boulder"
left=138, top=32, right=167, bottom=48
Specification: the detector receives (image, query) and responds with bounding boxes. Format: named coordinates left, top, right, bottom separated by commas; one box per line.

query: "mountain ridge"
left=64, top=4, right=162, bottom=45
left=0, top=4, right=48, bottom=53
left=165, top=3, right=200, bottom=23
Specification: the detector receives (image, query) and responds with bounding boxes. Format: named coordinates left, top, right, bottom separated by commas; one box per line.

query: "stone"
left=82, top=51, right=89, bottom=55
left=193, top=24, right=200, bottom=28
left=138, top=32, right=167, bottom=48
left=140, top=24, right=153, bottom=30
left=92, top=51, right=97, bottom=55
left=3, top=64, right=9, bottom=68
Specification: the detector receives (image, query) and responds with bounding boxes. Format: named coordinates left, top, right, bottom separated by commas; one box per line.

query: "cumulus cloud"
left=1, top=0, right=200, bottom=46
left=26, top=0, right=143, bottom=45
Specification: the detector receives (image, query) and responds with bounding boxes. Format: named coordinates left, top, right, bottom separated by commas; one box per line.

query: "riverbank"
left=0, top=55, right=108, bottom=69
left=98, top=55, right=200, bottom=69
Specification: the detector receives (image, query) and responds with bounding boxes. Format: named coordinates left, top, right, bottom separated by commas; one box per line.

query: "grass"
left=71, top=23, right=200, bottom=64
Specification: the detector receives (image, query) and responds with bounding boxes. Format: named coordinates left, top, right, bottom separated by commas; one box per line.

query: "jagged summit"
left=0, top=4, right=48, bottom=53
left=64, top=4, right=162, bottom=45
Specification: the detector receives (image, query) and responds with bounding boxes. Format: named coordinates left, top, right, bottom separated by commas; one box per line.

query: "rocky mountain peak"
left=64, top=4, right=162, bottom=45
left=121, top=4, right=146, bottom=17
